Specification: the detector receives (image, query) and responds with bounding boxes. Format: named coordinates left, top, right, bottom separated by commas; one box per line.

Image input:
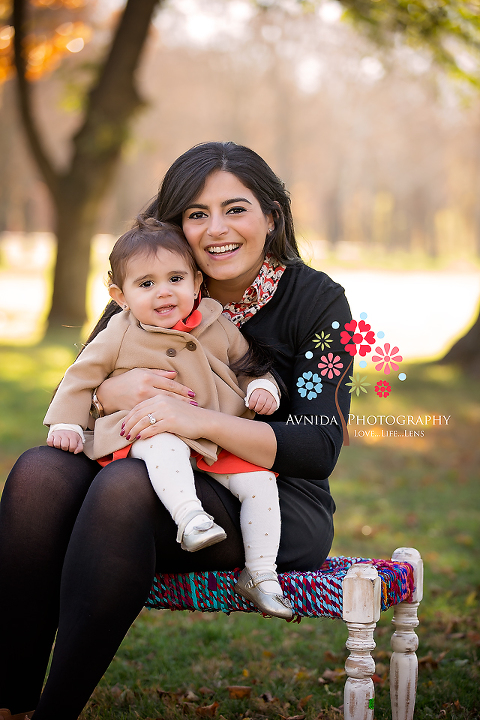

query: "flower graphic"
left=372, top=343, right=403, bottom=375
left=312, top=331, right=332, bottom=350
left=375, top=380, right=391, bottom=398
left=318, top=353, right=343, bottom=379
left=340, top=320, right=376, bottom=357
left=297, top=372, right=323, bottom=399
left=345, top=373, right=370, bottom=397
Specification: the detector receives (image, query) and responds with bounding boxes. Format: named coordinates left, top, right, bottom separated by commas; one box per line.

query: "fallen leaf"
left=196, top=702, right=219, bottom=717
left=199, top=687, right=214, bottom=696
left=263, top=650, right=274, bottom=658
left=260, top=691, right=275, bottom=702
left=372, top=673, right=384, bottom=685
left=298, top=694, right=313, bottom=709
left=467, top=631, right=480, bottom=645
left=227, top=685, right=252, bottom=699
left=185, top=691, right=200, bottom=701
left=322, top=667, right=346, bottom=683
left=286, top=715, right=305, bottom=720
left=324, top=650, right=339, bottom=663
left=418, top=654, right=438, bottom=669
left=375, top=662, right=388, bottom=676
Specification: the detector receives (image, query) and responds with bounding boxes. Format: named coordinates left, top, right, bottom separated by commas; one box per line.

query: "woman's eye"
left=140, top=280, right=154, bottom=288
left=227, top=206, right=247, bottom=215
left=187, top=211, right=207, bottom=220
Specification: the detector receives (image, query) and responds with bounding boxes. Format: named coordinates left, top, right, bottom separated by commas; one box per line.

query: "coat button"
left=186, top=341, right=196, bottom=351
left=166, top=348, right=176, bottom=357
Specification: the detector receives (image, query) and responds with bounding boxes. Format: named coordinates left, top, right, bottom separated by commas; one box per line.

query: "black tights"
left=0, top=446, right=244, bottom=719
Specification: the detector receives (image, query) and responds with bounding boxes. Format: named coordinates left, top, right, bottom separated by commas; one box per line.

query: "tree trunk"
left=13, top=0, right=160, bottom=335
left=440, top=303, right=480, bottom=375
left=49, top=187, right=103, bottom=328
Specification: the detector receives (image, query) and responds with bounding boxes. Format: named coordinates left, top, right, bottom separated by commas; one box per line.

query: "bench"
left=144, top=547, right=423, bottom=720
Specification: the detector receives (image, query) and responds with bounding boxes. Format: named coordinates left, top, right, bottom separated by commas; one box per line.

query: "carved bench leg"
left=390, top=548, right=424, bottom=720
left=343, top=564, right=381, bottom=720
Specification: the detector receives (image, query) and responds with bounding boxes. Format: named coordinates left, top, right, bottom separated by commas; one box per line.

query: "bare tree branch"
left=12, top=0, right=59, bottom=198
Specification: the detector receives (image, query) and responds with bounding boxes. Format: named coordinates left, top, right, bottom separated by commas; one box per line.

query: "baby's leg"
left=207, top=470, right=281, bottom=589
left=131, top=434, right=226, bottom=550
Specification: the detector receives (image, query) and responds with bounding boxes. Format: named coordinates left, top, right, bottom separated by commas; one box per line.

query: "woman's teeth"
left=207, top=244, right=240, bottom=255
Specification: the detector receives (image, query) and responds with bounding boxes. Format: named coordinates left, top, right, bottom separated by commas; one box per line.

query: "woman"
left=0, top=142, right=351, bottom=720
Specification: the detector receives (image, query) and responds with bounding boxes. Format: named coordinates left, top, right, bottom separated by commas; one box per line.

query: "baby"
left=44, top=219, right=292, bottom=619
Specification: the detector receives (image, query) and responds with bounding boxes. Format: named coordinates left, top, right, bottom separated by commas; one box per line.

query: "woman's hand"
left=121, top=395, right=277, bottom=469
left=96, top=368, right=196, bottom=415
left=121, top=395, right=206, bottom=442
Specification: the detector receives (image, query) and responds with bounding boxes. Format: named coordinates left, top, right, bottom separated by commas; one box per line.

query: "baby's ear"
left=194, top=270, right=203, bottom=297
left=108, top=284, right=126, bottom=308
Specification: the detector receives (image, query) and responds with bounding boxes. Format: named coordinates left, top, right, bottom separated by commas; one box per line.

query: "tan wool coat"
left=44, top=298, right=276, bottom=463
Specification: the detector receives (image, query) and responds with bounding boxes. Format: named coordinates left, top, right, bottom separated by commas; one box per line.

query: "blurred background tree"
left=4, top=0, right=160, bottom=332
left=0, top=0, right=479, bottom=347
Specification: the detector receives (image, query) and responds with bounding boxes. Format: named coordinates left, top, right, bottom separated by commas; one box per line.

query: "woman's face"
left=182, top=171, right=274, bottom=289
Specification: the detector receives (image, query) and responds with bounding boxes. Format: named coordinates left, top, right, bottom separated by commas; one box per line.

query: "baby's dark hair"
left=108, top=217, right=197, bottom=289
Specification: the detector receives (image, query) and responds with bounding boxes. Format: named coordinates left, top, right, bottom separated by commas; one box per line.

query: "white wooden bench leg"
left=343, top=564, right=381, bottom=720
left=390, top=548, right=424, bottom=720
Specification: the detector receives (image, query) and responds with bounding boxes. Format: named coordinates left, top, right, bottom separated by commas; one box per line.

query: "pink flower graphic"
left=372, top=343, right=403, bottom=375
left=340, top=319, right=376, bottom=357
left=318, top=353, right=343, bottom=379
left=375, top=380, right=391, bottom=398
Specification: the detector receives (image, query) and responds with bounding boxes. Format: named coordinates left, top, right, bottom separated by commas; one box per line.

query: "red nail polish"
left=135, top=434, right=141, bottom=440
left=126, top=434, right=131, bottom=440
left=188, top=391, right=195, bottom=398
left=190, top=401, right=198, bottom=406
left=121, top=422, right=125, bottom=428
left=120, top=430, right=125, bottom=436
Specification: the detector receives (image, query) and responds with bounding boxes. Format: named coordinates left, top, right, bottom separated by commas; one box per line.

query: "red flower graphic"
left=318, top=353, right=343, bottom=379
left=375, top=380, right=391, bottom=398
left=372, top=343, right=403, bottom=375
left=340, top=319, right=376, bottom=357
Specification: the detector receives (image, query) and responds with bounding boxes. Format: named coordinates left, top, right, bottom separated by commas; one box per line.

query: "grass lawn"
left=0, top=342, right=479, bottom=719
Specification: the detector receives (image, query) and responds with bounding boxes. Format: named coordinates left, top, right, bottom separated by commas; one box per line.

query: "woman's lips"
left=206, top=243, right=241, bottom=256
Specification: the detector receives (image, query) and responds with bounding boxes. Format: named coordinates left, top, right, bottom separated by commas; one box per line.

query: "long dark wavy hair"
left=87, top=141, right=301, bottom=344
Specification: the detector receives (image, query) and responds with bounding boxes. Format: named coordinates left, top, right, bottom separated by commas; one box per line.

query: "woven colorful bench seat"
left=145, top=549, right=423, bottom=720
left=145, top=555, right=415, bottom=620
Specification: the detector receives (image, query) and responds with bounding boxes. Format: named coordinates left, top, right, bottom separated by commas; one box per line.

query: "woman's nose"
left=207, top=213, right=228, bottom=237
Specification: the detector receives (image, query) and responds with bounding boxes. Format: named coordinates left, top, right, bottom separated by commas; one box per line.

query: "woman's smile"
left=205, top=243, right=242, bottom=256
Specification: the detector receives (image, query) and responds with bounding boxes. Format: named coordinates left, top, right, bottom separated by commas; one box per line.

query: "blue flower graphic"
left=297, top=372, right=323, bottom=399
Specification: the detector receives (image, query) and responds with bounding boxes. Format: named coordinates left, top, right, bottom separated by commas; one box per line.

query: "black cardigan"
left=207, top=261, right=352, bottom=572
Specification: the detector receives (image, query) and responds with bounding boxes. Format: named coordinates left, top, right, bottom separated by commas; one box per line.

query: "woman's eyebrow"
left=185, top=197, right=252, bottom=211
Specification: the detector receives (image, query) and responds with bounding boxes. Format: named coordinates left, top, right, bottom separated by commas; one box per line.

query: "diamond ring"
left=147, top=413, right=157, bottom=425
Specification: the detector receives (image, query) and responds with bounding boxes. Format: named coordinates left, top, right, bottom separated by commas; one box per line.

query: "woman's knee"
left=85, top=458, right=161, bottom=521
left=4, top=445, right=96, bottom=503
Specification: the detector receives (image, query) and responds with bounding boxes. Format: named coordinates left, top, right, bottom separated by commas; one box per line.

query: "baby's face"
left=118, top=249, right=202, bottom=328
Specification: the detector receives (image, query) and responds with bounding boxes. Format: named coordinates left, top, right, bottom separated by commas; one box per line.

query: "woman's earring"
left=268, top=227, right=274, bottom=234
left=123, top=304, right=128, bottom=310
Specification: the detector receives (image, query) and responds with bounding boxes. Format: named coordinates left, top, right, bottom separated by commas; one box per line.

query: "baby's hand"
left=248, top=388, right=277, bottom=415
left=47, top=430, right=84, bottom=454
